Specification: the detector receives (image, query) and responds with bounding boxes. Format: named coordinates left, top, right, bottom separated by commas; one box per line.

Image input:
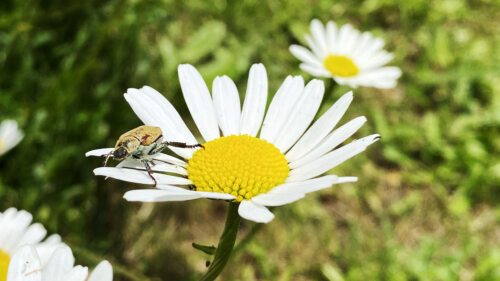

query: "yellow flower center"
left=0, top=140, right=5, bottom=153
left=187, top=135, right=289, bottom=202
left=323, top=55, right=359, bottom=77
left=0, top=250, right=10, bottom=281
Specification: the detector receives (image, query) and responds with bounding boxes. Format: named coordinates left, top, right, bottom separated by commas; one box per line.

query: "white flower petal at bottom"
left=123, top=190, right=201, bottom=202
left=251, top=192, right=305, bottom=207
left=238, top=201, right=274, bottom=223
left=7, top=245, right=42, bottom=281
left=93, top=167, right=192, bottom=186
left=87, top=261, right=113, bottom=281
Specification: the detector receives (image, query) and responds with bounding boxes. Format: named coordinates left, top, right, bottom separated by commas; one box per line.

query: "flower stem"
left=199, top=202, right=241, bottom=281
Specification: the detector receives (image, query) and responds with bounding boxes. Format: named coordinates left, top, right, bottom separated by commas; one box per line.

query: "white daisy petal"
left=310, top=19, right=328, bottom=56
left=195, top=191, right=236, bottom=200
left=7, top=245, right=42, bottom=281
left=212, top=76, right=241, bottom=136
left=140, top=86, right=197, bottom=143
left=240, top=64, right=268, bottom=136
left=260, top=76, right=304, bottom=142
left=116, top=159, right=187, bottom=176
left=85, top=148, right=113, bottom=157
left=290, top=116, right=367, bottom=169
left=289, top=45, right=323, bottom=67
left=123, top=189, right=201, bottom=202
left=178, top=64, right=220, bottom=142
left=251, top=192, right=305, bottom=207
left=0, top=120, right=24, bottom=156
left=326, top=21, right=338, bottom=53
left=155, top=153, right=187, bottom=167
left=305, top=35, right=325, bottom=59
left=286, top=91, right=353, bottom=161
left=299, top=63, right=331, bottom=77
left=124, top=88, right=195, bottom=159
left=287, top=134, right=380, bottom=182
left=273, top=79, right=324, bottom=152
left=238, top=201, right=274, bottom=223
left=358, top=51, right=394, bottom=70
left=88, top=261, right=113, bottom=281
left=93, top=167, right=192, bottom=186
left=270, top=175, right=338, bottom=194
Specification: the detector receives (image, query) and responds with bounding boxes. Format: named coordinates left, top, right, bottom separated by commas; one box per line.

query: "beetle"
left=103, top=125, right=202, bottom=186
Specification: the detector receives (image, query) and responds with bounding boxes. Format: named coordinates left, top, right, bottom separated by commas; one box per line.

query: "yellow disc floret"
left=187, top=135, right=289, bottom=202
left=0, top=250, right=10, bottom=281
left=324, top=55, right=359, bottom=77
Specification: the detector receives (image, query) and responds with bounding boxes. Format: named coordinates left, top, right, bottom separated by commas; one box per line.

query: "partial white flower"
left=0, top=120, right=23, bottom=156
left=290, top=19, right=401, bottom=89
left=0, top=208, right=65, bottom=281
left=87, top=63, right=379, bottom=223
left=6, top=245, right=113, bottom=281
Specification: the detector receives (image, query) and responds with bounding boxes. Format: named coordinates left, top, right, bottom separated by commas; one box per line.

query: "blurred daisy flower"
left=7, top=245, right=113, bottom=281
left=0, top=120, right=23, bottom=156
left=87, top=64, right=379, bottom=223
left=0, top=208, right=65, bottom=281
left=290, top=19, right=401, bottom=89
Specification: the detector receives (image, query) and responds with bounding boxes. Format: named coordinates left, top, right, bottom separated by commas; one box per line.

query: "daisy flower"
left=290, top=19, right=402, bottom=89
left=0, top=120, right=23, bottom=156
left=87, top=64, right=379, bottom=223
left=7, top=245, right=113, bottom=281
left=0, top=208, right=65, bottom=281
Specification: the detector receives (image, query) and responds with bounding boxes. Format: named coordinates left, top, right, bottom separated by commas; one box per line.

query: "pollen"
left=187, top=135, right=289, bottom=202
left=324, top=55, right=359, bottom=77
left=0, top=250, right=10, bottom=281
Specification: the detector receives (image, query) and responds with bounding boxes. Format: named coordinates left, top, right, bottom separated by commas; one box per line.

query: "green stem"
left=199, top=202, right=241, bottom=281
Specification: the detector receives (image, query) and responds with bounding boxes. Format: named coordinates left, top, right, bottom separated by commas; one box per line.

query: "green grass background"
left=1, top=0, right=499, bottom=280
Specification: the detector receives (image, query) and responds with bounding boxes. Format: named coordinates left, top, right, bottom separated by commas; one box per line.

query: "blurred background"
left=1, top=0, right=499, bottom=280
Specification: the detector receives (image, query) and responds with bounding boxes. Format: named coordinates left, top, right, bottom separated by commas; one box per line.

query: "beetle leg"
left=102, top=152, right=113, bottom=166
left=163, top=141, right=204, bottom=149
left=142, top=160, right=157, bottom=187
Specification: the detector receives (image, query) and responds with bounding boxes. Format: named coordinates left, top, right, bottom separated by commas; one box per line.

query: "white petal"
left=260, top=76, right=304, bottom=142
left=93, top=167, right=192, bottom=186
left=337, top=24, right=360, bottom=56
left=287, top=134, right=380, bottom=182
left=140, top=86, right=197, bottom=143
left=88, top=261, right=113, bottom=281
left=358, top=51, right=394, bottom=70
left=7, top=245, right=42, bottom=281
left=271, top=175, right=356, bottom=195
left=178, top=64, right=220, bottom=141
left=42, top=246, right=77, bottom=281
left=305, top=34, right=325, bottom=59
left=251, top=192, right=305, bottom=207
left=212, top=76, right=241, bottom=136
left=85, top=148, right=113, bottom=157
left=350, top=67, right=402, bottom=89
left=286, top=91, right=353, bottom=162
left=116, top=159, right=187, bottom=176
left=357, top=37, right=385, bottom=62
left=290, top=116, right=367, bottom=169
left=238, top=201, right=274, bottom=223
left=195, top=191, right=236, bottom=200
left=155, top=153, right=187, bottom=167
left=17, top=223, right=47, bottom=247
left=124, top=88, right=194, bottom=159
left=123, top=189, right=201, bottom=202
left=273, top=79, right=325, bottom=152
left=326, top=21, right=338, bottom=53
left=240, top=64, right=268, bottom=136
left=310, top=19, right=328, bottom=57
left=299, top=63, right=331, bottom=78
left=289, top=45, right=323, bottom=67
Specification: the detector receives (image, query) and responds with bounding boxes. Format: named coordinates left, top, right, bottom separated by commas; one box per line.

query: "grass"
left=0, top=0, right=499, bottom=280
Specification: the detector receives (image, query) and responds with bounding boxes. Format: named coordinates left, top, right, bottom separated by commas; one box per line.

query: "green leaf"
left=192, top=243, right=217, bottom=255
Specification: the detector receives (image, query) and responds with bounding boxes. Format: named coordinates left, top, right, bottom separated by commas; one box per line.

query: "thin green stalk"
left=199, top=202, right=241, bottom=281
